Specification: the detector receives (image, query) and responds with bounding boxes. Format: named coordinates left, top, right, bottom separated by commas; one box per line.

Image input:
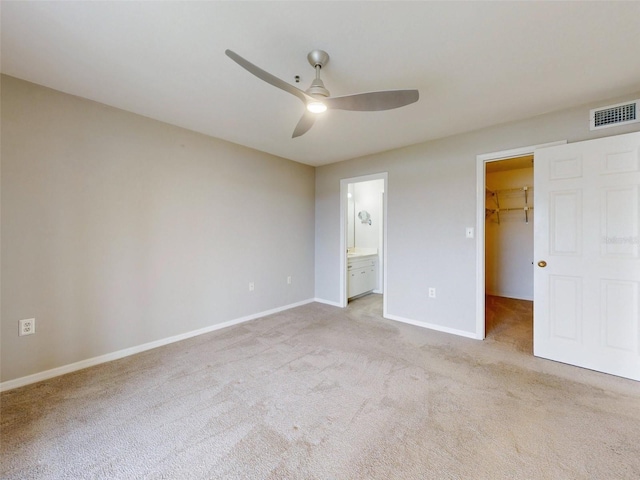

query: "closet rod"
left=488, top=207, right=533, bottom=212
left=492, top=186, right=532, bottom=195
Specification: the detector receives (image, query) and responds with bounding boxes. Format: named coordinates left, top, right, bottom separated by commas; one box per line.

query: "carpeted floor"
left=2, top=295, right=640, bottom=479
left=485, top=294, right=533, bottom=354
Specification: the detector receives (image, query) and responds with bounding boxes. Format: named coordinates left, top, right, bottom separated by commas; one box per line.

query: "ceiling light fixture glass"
left=307, top=102, right=327, bottom=114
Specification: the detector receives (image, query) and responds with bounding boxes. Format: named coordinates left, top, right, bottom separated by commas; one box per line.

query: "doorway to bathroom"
left=339, top=173, right=387, bottom=313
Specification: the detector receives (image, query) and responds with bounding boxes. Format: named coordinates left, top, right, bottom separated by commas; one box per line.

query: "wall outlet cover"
left=19, top=318, right=36, bottom=336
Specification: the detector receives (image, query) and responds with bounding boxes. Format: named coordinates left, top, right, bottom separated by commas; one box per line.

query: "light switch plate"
left=466, top=227, right=474, bottom=239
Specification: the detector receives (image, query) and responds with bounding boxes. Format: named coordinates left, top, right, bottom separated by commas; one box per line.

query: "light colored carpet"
left=2, top=295, right=640, bottom=479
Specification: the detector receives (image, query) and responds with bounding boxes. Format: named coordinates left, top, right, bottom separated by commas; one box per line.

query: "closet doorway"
left=484, top=155, right=534, bottom=352
left=339, top=173, right=387, bottom=313
left=475, top=141, right=566, bottom=343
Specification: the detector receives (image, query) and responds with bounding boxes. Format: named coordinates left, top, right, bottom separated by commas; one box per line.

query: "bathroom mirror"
left=358, top=210, right=371, bottom=225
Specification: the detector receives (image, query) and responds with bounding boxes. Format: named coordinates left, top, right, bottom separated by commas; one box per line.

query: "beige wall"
left=1, top=76, right=315, bottom=382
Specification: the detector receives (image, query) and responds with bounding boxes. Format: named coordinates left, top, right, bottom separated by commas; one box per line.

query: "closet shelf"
left=486, top=185, right=533, bottom=224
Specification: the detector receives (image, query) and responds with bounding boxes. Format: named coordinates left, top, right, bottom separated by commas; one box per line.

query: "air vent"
left=590, top=100, right=639, bottom=130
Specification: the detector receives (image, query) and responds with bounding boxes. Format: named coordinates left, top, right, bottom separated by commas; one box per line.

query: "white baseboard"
left=313, top=297, right=343, bottom=308
left=384, top=313, right=479, bottom=340
left=0, top=298, right=315, bottom=393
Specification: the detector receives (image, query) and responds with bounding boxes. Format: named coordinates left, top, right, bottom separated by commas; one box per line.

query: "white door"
left=534, top=131, right=640, bottom=381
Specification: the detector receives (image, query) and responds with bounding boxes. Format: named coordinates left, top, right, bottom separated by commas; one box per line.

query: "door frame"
left=475, top=141, right=566, bottom=339
left=339, top=172, right=388, bottom=312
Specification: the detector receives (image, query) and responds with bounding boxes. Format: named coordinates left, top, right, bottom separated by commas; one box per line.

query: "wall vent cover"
left=590, top=100, right=639, bottom=130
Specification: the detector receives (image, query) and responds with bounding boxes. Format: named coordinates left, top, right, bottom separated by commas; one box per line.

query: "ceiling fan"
left=225, top=49, right=419, bottom=138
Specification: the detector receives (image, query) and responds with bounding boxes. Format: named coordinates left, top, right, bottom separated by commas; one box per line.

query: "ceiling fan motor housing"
left=307, top=78, right=330, bottom=97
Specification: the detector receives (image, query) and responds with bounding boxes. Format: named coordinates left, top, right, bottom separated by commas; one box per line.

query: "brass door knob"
left=537, top=260, right=547, bottom=268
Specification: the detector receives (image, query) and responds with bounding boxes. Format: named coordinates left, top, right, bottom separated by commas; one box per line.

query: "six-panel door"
left=534, top=132, right=640, bottom=381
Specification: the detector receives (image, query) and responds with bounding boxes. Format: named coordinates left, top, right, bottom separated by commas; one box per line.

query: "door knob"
left=537, top=260, right=547, bottom=268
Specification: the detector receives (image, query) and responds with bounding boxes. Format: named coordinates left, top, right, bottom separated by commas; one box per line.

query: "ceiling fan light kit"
left=307, top=102, right=327, bottom=114
left=225, top=49, right=419, bottom=138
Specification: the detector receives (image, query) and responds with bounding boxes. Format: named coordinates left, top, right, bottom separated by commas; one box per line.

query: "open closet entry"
left=484, top=155, right=534, bottom=352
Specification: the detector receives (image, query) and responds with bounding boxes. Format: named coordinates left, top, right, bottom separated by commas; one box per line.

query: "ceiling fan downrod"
left=306, top=50, right=330, bottom=98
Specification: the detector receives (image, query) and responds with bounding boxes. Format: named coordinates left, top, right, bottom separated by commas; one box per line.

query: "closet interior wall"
left=485, top=166, right=534, bottom=301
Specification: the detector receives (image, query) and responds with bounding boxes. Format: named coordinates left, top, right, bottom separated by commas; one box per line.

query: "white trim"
left=340, top=179, right=348, bottom=308
left=0, top=298, right=315, bottom=392
left=475, top=141, right=566, bottom=340
left=313, top=297, right=343, bottom=307
left=476, top=142, right=566, bottom=162
left=384, top=313, right=478, bottom=339
left=382, top=185, right=388, bottom=319
left=339, top=172, right=388, bottom=316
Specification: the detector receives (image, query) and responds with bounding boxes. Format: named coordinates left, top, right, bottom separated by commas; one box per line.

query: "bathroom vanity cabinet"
left=348, top=254, right=377, bottom=299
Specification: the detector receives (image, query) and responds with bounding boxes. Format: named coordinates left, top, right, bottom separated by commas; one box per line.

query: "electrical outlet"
left=249, top=282, right=254, bottom=292
left=428, top=288, right=436, bottom=298
left=287, top=276, right=292, bottom=285
left=19, top=318, right=36, bottom=336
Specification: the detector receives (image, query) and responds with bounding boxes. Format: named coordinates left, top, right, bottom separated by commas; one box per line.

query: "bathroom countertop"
left=347, top=251, right=378, bottom=259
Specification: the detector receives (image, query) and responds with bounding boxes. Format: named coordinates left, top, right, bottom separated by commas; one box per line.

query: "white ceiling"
left=3, top=1, right=640, bottom=167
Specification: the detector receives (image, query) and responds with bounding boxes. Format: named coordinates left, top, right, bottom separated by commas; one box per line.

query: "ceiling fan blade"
left=292, top=111, right=316, bottom=138
left=225, top=49, right=316, bottom=105
left=325, top=90, right=419, bottom=112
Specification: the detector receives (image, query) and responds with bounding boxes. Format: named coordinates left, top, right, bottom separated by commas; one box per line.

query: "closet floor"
left=485, top=295, right=533, bottom=354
